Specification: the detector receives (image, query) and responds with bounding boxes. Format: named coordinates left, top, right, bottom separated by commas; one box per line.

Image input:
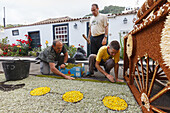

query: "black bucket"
left=2, top=60, right=30, bottom=81
left=67, top=58, right=75, bottom=63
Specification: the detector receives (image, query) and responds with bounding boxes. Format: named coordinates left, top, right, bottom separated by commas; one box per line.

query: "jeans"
left=88, top=54, right=115, bottom=74
left=40, top=56, right=64, bottom=75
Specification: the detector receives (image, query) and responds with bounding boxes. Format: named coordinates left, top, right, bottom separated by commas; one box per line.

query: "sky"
left=0, top=0, right=146, bottom=25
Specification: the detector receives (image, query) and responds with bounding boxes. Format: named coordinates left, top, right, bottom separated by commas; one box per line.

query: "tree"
left=6, top=24, right=23, bottom=28
left=85, top=5, right=125, bottom=17
left=100, top=5, right=125, bottom=14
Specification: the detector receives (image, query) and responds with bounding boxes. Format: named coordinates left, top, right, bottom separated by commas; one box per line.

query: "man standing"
left=88, top=4, right=108, bottom=54
left=86, top=41, right=124, bottom=83
left=38, top=39, right=75, bottom=80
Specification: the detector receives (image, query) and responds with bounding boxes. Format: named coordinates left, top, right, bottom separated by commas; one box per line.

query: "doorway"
left=28, top=31, right=41, bottom=49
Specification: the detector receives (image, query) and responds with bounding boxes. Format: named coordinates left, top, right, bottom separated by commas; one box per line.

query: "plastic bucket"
left=2, top=60, right=30, bottom=81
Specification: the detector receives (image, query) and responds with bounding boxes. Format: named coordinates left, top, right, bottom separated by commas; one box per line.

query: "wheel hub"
left=141, top=93, right=150, bottom=111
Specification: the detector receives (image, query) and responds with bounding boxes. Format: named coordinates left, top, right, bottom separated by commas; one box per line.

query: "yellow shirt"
left=96, top=46, right=120, bottom=63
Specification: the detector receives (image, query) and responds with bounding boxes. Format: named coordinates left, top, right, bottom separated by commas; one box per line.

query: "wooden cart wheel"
left=133, top=55, right=170, bottom=113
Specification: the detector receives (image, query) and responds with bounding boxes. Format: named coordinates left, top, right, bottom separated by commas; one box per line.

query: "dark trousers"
left=40, top=56, right=64, bottom=75
left=91, top=34, right=105, bottom=54
left=88, top=54, right=115, bottom=74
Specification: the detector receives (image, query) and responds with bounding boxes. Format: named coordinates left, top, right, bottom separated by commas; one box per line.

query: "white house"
left=0, top=11, right=137, bottom=56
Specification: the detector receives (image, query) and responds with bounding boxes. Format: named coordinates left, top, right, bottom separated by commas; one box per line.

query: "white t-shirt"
left=89, top=13, right=108, bottom=36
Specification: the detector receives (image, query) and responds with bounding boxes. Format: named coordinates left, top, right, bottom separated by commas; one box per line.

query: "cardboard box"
left=59, top=63, right=85, bottom=77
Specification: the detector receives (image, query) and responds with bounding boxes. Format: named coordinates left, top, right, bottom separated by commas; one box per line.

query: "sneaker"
left=94, top=67, right=98, bottom=72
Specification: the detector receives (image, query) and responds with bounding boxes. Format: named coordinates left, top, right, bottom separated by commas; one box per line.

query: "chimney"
left=3, top=7, right=6, bottom=27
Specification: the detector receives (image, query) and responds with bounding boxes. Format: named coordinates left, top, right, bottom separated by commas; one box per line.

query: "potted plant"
left=64, top=44, right=77, bottom=63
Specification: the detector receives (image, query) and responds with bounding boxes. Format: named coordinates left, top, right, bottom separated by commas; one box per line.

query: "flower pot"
left=67, top=58, right=75, bottom=63
left=2, top=60, right=30, bottom=81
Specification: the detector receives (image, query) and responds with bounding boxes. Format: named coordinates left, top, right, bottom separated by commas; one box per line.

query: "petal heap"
left=160, top=13, right=170, bottom=69
left=102, top=96, right=128, bottom=111
left=30, top=87, right=51, bottom=96
left=62, top=91, right=83, bottom=103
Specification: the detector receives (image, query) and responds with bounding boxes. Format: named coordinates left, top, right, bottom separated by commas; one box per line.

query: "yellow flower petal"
left=62, top=91, right=83, bottom=103
left=102, top=96, right=128, bottom=111
left=45, top=40, right=49, bottom=44
left=30, top=87, right=50, bottom=96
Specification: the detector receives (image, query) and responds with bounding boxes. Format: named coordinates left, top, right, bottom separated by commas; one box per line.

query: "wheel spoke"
left=147, top=63, right=159, bottom=97
left=146, top=56, right=149, bottom=92
left=140, top=58, right=145, bottom=89
left=152, top=60, right=155, bottom=72
left=150, top=105, right=167, bottom=113
left=150, top=86, right=170, bottom=103
left=133, top=74, right=141, bottom=92
left=158, top=74, right=166, bottom=76
left=136, top=65, right=143, bottom=90
left=157, top=70, right=164, bottom=75
left=137, top=62, right=147, bottom=72
left=138, top=70, right=146, bottom=75
left=144, top=59, right=152, bottom=73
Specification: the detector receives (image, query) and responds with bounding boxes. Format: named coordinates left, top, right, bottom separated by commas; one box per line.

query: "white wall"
left=68, top=21, right=88, bottom=52
left=108, top=14, right=136, bottom=43
left=1, top=13, right=136, bottom=54
left=2, top=24, right=54, bottom=49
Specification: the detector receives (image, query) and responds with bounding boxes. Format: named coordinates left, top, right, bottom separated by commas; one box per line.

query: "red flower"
left=25, top=41, right=29, bottom=44
left=16, top=39, right=22, bottom=42
left=25, top=34, right=28, bottom=37
left=3, top=52, right=7, bottom=55
left=21, top=40, right=25, bottom=43
left=19, top=49, right=21, bottom=52
left=12, top=43, right=16, bottom=47
left=30, top=38, right=32, bottom=41
left=38, top=45, right=42, bottom=47
left=29, top=46, right=31, bottom=48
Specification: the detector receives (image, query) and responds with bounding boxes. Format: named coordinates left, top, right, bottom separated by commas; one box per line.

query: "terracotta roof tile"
left=5, top=11, right=137, bottom=29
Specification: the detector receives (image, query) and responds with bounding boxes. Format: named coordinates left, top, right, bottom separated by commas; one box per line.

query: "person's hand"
left=87, top=39, right=91, bottom=44
left=64, top=75, right=75, bottom=80
left=60, top=64, right=66, bottom=69
left=116, top=79, right=124, bottom=82
left=105, top=74, right=115, bottom=83
left=102, top=37, right=107, bottom=45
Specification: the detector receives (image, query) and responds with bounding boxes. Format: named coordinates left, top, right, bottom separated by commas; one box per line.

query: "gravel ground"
left=0, top=74, right=142, bottom=113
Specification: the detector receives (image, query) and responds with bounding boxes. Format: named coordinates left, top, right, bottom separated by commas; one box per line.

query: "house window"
left=12, top=30, right=19, bottom=36
left=54, top=24, right=68, bottom=44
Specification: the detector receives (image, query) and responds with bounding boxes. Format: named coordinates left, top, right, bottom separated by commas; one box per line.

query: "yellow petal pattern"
left=30, top=87, right=50, bottom=96
left=102, top=96, right=128, bottom=111
left=62, top=91, right=83, bottom=103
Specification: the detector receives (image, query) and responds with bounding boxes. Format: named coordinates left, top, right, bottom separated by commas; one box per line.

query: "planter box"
left=58, top=63, right=84, bottom=77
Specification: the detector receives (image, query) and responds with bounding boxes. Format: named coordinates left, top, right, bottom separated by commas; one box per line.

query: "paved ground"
left=0, top=61, right=124, bottom=82
left=0, top=60, right=169, bottom=112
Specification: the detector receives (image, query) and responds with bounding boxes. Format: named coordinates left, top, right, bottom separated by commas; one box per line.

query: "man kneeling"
left=87, top=41, right=124, bottom=83
left=38, top=39, right=75, bottom=80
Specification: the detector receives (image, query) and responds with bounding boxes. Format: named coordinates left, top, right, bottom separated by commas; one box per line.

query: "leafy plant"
left=45, top=40, right=49, bottom=48
left=64, top=44, right=77, bottom=58
left=0, top=37, right=11, bottom=56
left=15, top=35, right=32, bottom=56
left=28, top=45, right=42, bottom=57
left=119, top=32, right=124, bottom=59
left=0, top=35, right=32, bottom=56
